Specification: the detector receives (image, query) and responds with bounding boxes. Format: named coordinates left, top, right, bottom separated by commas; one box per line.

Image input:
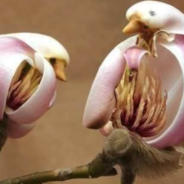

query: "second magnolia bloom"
left=83, top=1, right=184, bottom=148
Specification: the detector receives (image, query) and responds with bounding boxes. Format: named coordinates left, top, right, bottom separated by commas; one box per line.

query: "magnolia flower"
left=0, top=33, right=69, bottom=138
left=83, top=1, right=184, bottom=148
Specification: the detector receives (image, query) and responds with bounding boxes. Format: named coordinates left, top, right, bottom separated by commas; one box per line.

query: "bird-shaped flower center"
left=123, top=15, right=174, bottom=57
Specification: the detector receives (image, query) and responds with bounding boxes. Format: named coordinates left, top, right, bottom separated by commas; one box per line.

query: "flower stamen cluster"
left=112, top=61, right=167, bottom=137
left=7, top=62, right=42, bottom=110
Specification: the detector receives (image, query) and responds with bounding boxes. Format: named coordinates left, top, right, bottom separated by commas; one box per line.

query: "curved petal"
left=0, top=37, right=34, bottom=57
left=0, top=33, right=70, bottom=65
left=49, top=91, right=56, bottom=109
left=100, top=121, right=115, bottom=136
left=83, top=48, right=126, bottom=129
left=126, top=1, right=184, bottom=35
left=83, top=36, right=138, bottom=129
left=124, top=46, right=148, bottom=69
left=6, top=53, right=56, bottom=124
left=148, top=35, right=184, bottom=147
left=0, top=38, right=35, bottom=120
left=7, top=120, right=34, bottom=138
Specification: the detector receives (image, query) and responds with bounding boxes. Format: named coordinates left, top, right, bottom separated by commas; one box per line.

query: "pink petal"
left=124, top=46, right=148, bottom=69
left=83, top=48, right=126, bottom=129
left=100, top=121, right=115, bottom=136
left=7, top=120, right=34, bottom=138
left=83, top=36, right=146, bottom=129
left=1, top=33, right=70, bottom=64
left=5, top=53, right=56, bottom=124
left=148, top=35, right=184, bottom=147
left=0, top=37, right=35, bottom=120
left=49, top=91, right=56, bottom=109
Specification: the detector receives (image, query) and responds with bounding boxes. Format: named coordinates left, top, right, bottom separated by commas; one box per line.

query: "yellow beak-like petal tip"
left=123, top=19, right=141, bottom=34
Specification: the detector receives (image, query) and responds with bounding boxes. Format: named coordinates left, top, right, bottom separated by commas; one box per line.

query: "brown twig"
left=0, top=153, right=117, bottom=184
left=1, top=128, right=184, bottom=184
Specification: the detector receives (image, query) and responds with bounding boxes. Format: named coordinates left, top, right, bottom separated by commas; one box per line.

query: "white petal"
left=126, top=1, right=184, bottom=35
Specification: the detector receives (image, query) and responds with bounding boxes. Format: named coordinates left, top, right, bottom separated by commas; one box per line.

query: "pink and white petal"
left=0, top=37, right=34, bottom=58
left=6, top=53, right=56, bottom=124
left=7, top=120, right=35, bottom=138
left=83, top=48, right=126, bottom=129
left=83, top=36, right=138, bottom=129
left=147, top=35, right=184, bottom=148
left=124, top=46, right=148, bottom=69
left=0, top=54, right=34, bottom=120
left=0, top=33, right=70, bottom=64
left=100, top=121, right=115, bottom=136
left=49, top=91, right=56, bottom=109
left=0, top=37, right=36, bottom=120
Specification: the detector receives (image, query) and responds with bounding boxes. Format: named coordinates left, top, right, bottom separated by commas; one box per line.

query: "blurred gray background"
left=0, top=0, right=184, bottom=184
